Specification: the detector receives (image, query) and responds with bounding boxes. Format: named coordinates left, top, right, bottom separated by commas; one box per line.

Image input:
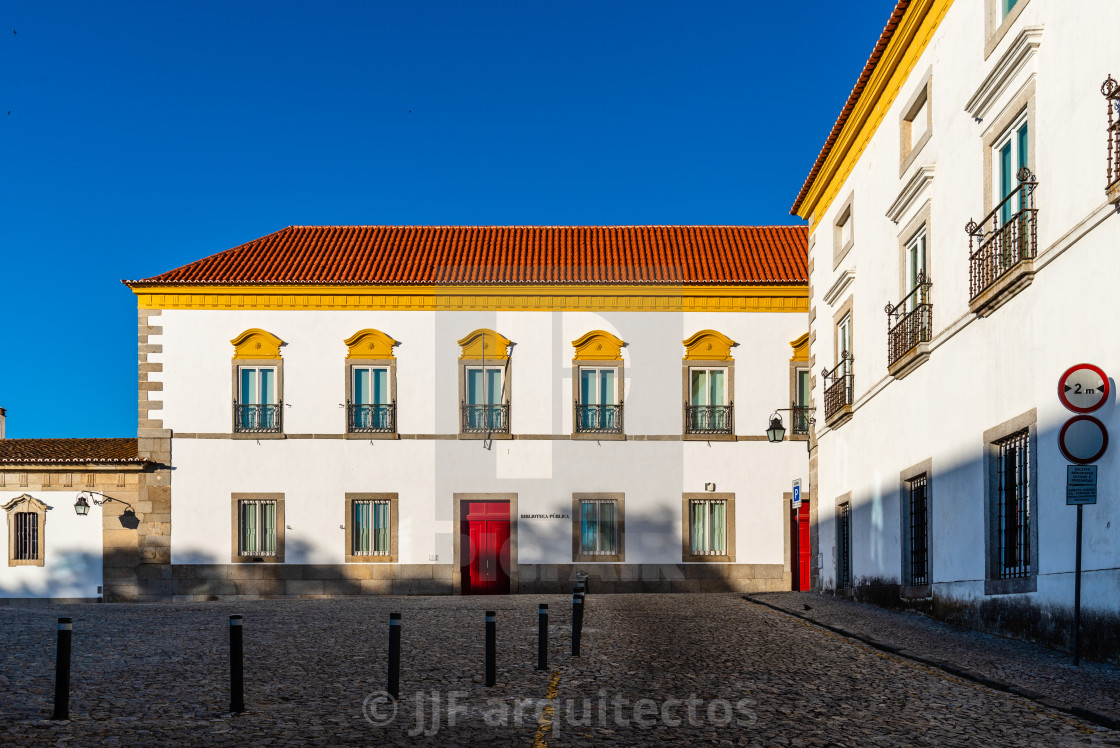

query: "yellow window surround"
left=230, top=329, right=284, bottom=359
left=683, top=330, right=736, bottom=361
left=571, top=330, right=626, bottom=362
left=344, top=329, right=398, bottom=359
left=458, top=329, right=512, bottom=360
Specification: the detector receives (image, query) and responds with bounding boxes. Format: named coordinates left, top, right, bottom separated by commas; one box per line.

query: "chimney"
left=0, top=407, right=5, bottom=439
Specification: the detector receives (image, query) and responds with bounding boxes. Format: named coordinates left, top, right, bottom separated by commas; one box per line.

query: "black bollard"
left=572, top=591, right=583, bottom=657
left=388, top=612, right=402, bottom=699
left=485, top=611, right=497, bottom=686
left=229, top=615, right=245, bottom=713
left=51, top=617, right=72, bottom=720
left=537, top=604, right=548, bottom=670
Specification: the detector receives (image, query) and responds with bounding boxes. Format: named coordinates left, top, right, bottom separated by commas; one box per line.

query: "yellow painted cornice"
left=572, top=330, right=626, bottom=362
left=230, top=328, right=284, bottom=359
left=344, top=329, right=398, bottom=359
left=790, top=332, right=810, bottom=362
left=683, top=330, right=736, bottom=361
left=458, top=329, right=511, bottom=360
left=796, top=0, right=952, bottom=228
left=130, top=283, right=808, bottom=313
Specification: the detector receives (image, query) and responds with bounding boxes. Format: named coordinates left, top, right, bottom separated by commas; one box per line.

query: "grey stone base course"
left=130, top=562, right=790, bottom=600
left=0, top=597, right=102, bottom=606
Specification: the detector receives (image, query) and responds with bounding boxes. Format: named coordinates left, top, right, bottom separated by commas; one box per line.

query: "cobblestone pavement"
left=0, top=594, right=1117, bottom=747
left=751, top=591, right=1120, bottom=728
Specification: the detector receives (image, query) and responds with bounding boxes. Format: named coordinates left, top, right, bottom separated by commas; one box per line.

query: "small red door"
left=462, top=502, right=510, bottom=595
left=791, top=499, right=811, bottom=591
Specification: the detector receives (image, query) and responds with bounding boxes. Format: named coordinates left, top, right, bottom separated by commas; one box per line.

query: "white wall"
left=157, top=308, right=808, bottom=568
left=0, top=491, right=103, bottom=598
left=807, top=0, right=1120, bottom=609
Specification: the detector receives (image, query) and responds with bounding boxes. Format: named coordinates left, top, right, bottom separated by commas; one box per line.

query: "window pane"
left=690, top=502, right=706, bottom=553
left=354, top=502, right=370, bottom=553
left=374, top=502, right=389, bottom=554
left=260, top=369, right=276, bottom=404
left=711, top=502, right=726, bottom=554
left=581, top=502, right=597, bottom=554
left=797, top=370, right=809, bottom=406
left=709, top=370, right=725, bottom=406
left=691, top=370, right=707, bottom=406
left=240, top=368, right=257, bottom=404
left=599, top=501, right=616, bottom=554
left=354, top=368, right=370, bottom=405
left=600, top=369, right=615, bottom=405
left=466, top=369, right=483, bottom=404
left=241, top=502, right=256, bottom=553
left=581, top=369, right=596, bottom=405
left=372, top=369, right=389, bottom=405
left=262, top=502, right=276, bottom=554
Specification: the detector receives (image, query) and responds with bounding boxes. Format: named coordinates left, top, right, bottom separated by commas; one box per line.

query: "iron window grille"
left=234, top=403, right=282, bottom=433
left=684, top=403, right=734, bottom=435
left=1104, top=76, right=1120, bottom=191
left=997, top=429, right=1031, bottom=579
left=238, top=499, right=278, bottom=557
left=821, top=352, right=854, bottom=421
left=575, top=404, right=624, bottom=434
left=908, top=474, right=929, bottom=586
left=791, top=403, right=812, bottom=435
left=13, top=512, right=39, bottom=561
left=352, top=500, right=391, bottom=556
left=885, top=272, right=933, bottom=368
left=965, top=168, right=1037, bottom=302
left=837, top=502, right=852, bottom=589
left=347, top=402, right=396, bottom=433
left=460, top=402, right=509, bottom=434
left=579, top=500, right=619, bottom=555
left=689, top=499, right=728, bottom=556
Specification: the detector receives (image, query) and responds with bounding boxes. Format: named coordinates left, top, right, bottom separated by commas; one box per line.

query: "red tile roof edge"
left=0, top=438, right=145, bottom=464
left=789, top=0, right=911, bottom=217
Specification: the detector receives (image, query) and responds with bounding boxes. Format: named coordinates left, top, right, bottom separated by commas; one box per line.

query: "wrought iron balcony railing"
left=461, top=402, right=509, bottom=434
left=347, top=402, right=396, bottom=433
left=234, top=403, right=282, bottom=433
left=684, top=404, right=733, bottom=435
left=790, top=404, right=812, bottom=436
left=885, top=272, right=933, bottom=368
left=1104, top=76, right=1120, bottom=192
left=966, top=168, right=1037, bottom=302
left=575, top=403, right=624, bottom=434
left=821, top=353, right=853, bottom=422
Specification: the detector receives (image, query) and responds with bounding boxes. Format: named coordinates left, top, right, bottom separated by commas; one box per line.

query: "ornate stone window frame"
left=681, top=492, right=735, bottom=563
left=344, top=492, right=399, bottom=563
left=230, top=492, right=285, bottom=564
left=4, top=494, right=48, bottom=567
left=457, top=329, right=513, bottom=440
left=343, top=329, right=399, bottom=440
left=682, top=330, right=736, bottom=441
left=571, top=330, right=626, bottom=441
left=571, top=493, right=625, bottom=563
left=230, top=328, right=285, bottom=439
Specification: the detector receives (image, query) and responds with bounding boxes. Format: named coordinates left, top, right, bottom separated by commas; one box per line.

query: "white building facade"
left=794, top=0, right=1120, bottom=648
left=122, top=225, right=811, bottom=598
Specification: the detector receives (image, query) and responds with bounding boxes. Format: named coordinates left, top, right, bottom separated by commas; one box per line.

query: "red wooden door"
left=790, top=499, right=811, bottom=591
left=463, top=502, right=510, bottom=595
left=797, top=500, right=811, bottom=591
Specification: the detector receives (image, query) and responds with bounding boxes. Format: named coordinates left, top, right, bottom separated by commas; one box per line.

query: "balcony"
left=347, top=402, right=396, bottom=434
left=790, top=404, right=812, bottom=436
left=885, top=273, right=933, bottom=378
left=684, top=404, right=734, bottom=437
left=966, top=168, right=1037, bottom=316
left=574, top=403, right=624, bottom=436
left=821, top=353, right=853, bottom=428
left=234, top=403, right=282, bottom=433
left=1104, top=76, right=1120, bottom=203
left=461, top=403, right=509, bottom=434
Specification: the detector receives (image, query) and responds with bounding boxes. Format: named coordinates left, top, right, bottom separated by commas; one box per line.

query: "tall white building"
left=793, top=0, right=1120, bottom=650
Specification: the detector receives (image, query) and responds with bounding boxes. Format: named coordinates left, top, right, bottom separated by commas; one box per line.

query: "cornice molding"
left=965, top=25, right=1043, bottom=122
left=886, top=166, right=935, bottom=224
left=823, top=269, right=857, bottom=308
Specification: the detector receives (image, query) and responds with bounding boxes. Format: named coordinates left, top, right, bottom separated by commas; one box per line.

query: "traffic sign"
left=1066, top=465, right=1098, bottom=505
left=1058, top=364, right=1110, bottom=414
left=1058, top=415, right=1109, bottom=465
left=792, top=479, right=801, bottom=509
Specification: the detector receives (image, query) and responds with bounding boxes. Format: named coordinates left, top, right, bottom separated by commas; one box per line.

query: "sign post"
left=792, top=479, right=801, bottom=510
left=1057, top=364, right=1110, bottom=666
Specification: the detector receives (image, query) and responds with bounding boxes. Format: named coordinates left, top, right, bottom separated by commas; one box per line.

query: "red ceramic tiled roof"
left=790, top=0, right=911, bottom=216
left=0, top=438, right=142, bottom=464
left=127, top=225, right=808, bottom=286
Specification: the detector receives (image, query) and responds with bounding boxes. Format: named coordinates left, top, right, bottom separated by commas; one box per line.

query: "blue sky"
left=1, top=1, right=894, bottom=438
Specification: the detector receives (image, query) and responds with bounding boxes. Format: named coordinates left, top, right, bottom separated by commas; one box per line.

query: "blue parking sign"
left=792, top=479, right=801, bottom=509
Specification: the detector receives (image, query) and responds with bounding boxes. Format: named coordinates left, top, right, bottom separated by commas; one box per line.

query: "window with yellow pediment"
left=571, top=331, right=625, bottom=439
left=344, top=330, right=399, bottom=437
left=230, top=329, right=284, bottom=435
left=682, top=330, right=736, bottom=439
left=457, top=329, right=512, bottom=437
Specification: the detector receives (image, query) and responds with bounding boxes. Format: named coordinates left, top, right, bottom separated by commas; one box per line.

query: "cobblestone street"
left=1, top=594, right=1118, bottom=747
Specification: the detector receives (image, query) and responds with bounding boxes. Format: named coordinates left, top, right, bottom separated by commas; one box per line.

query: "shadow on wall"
left=817, top=409, right=1120, bottom=663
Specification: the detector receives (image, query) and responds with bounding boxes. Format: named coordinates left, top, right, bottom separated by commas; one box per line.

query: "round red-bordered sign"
left=1058, top=415, right=1109, bottom=465
left=1057, top=364, right=1110, bottom=414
